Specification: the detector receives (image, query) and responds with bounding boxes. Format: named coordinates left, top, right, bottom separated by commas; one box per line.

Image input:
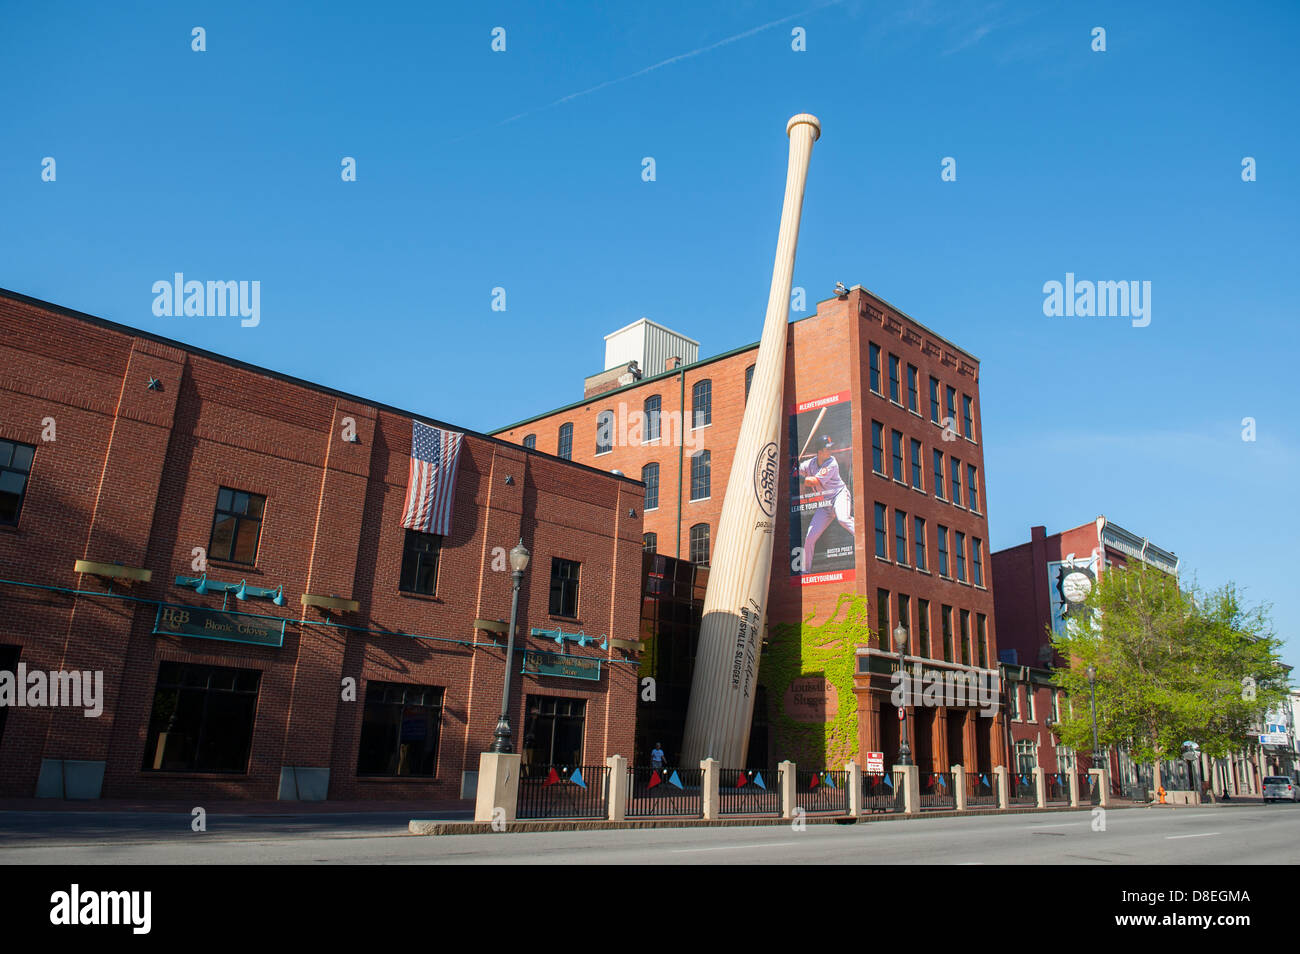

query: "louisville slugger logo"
left=753, top=442, right=778, bottom=518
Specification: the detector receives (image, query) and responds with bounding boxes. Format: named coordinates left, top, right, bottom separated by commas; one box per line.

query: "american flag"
left=401, top=422, right=464, bottom=536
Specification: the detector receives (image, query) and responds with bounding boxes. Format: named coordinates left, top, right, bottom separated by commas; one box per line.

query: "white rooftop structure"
left=603, top=318, right=699, bottom=377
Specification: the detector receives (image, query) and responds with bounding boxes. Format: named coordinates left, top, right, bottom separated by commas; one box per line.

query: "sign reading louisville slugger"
left=681, top=114, right=820, bottom=766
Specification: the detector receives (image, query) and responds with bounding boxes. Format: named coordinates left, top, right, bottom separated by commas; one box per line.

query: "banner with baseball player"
left=788, top=391, right=856, bottom=585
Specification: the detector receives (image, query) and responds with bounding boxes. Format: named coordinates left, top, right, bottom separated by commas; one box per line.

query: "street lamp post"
left=894, top=623, right=912, bottom=766
left=489, top=539, right=530, bottom=754
left=1085, top=664, right=1100, bottom=771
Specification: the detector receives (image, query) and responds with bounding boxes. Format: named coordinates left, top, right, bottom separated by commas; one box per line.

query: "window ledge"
left=208, top=559, right=263, bottom=574
left=356, top=775, right=441, bottom=783
left=690, top=496, right=711, bottom=503
left=912, top=486, right=927, bottom=496
left=548, top=615, right=582, bottom=624
left=398, top=591, right=443, bottom=603
left=138, top=771, right=251, bottom=779
left=915, top=567, right=932, bottom=576
left=874, top=555, right=892, bottom=564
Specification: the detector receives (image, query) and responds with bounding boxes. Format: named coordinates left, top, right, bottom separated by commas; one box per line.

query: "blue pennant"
left=570, top=768, right=586, bottom=789
left=937, top=774, right=947, bottom=789
left=824, top=772, right=837, bottom=789
left=981, top=774, right=989, bottom=786
left=754, top=772, right=766, bottom=790
left=884, top=774, right=893, bottom=789
left=668, top=770, right=683, bottom=789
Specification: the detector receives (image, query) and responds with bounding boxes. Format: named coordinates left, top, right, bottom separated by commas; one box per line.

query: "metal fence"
left=517, top=764, right=609, bottom=819
left=795, top=769, right=850, bottom=813
left=1008, top=772, right=1037, bottom=805
left=1080, top=771, right=1100, bottom=805
left=1044, top=772, right=1071, bottom=803
left=626, top=765, right=703, bottom=818
left=861, top=771, right=905, bottom=813
left=965, top=771, right=997, bottom=808
left=920, top=771, right=956, bottom=810
left=718, top=768, right=780, bottom=816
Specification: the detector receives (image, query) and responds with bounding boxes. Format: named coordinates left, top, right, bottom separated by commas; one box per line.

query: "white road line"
left=1165, top=832, right=1220, bottom=840
left=671, top=842, right=800, bottom=853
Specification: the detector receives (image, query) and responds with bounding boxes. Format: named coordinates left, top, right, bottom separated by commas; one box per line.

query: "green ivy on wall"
left=761, top=593, right=876, bottom=769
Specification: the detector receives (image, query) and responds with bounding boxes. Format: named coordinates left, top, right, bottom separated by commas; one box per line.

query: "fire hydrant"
left=1157, top=786, right=1167, bottom=804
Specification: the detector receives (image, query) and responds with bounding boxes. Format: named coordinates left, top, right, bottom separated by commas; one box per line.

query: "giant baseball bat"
left=681, top=114, right=820, bottom=766
left=797, top=406, right=829, bottom=461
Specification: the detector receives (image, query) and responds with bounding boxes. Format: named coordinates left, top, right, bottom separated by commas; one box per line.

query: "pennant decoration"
left=736, top=773, right=748, bottom=788
left=937, top=774, right=947, bottom=789
left=543, top=767, right=561, bottom=787
left=981, top=774, right=989, bottom=786
left=754, top=772, right=767, bottom=790
left=570, top=768, right=586, bottom=789
left=668, top=770, right=684, bottom=789
left=647, top=770, right=661, bottom=789
left=884, top=774, right=894, bottom=789
left=824, top=772, right=837, bottom=789
left=809, top=774, right=821, bottom=789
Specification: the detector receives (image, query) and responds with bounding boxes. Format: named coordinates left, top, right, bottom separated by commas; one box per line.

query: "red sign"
left=865, top=752, right=885, bottom=775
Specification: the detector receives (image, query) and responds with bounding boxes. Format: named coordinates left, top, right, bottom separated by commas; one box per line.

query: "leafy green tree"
left=1049, top=563, right=1287, bottom=788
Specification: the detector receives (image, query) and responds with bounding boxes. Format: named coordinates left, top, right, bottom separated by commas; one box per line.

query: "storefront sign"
left=1259, top=732, right=1288, bottom=746
left=153, top=605, right=285, bottom=648
left=520, top=650, right=601, bottom=682
left=783, top=675, right=837, bottom=723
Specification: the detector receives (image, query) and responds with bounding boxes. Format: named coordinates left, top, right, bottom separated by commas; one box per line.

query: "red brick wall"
left=0, top=291, right=642, bottom=800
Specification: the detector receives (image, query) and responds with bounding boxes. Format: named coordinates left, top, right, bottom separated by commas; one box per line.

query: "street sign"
left=1260, top=732, right=1288, bottom=746
left=865, top=752, right=885, bottom=775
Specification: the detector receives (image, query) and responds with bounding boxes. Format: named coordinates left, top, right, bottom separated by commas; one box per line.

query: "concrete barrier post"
left=1089, top=768, right=1111, bottom=808
left=846, top=760, right=862, bottom=817
left=1032, top=767, right=1046, bottom=808
left=993, top=765, right=1009, bottom=810
left=895, top=764, right=919, bottom=815
left=474, top=751, right=521, bottom=824
left=952, top=764, right=967, bottom=812
left=700, top=758, right=720, bottom=820
left=606, top=754, right=628, bottom=822
left=1068, top=769, right=1080, bottom=807
left=779, top=760, right=797, bottom=819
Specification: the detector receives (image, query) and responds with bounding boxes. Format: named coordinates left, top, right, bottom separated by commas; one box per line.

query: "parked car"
left=1263, top=776, right=1298, bottom=803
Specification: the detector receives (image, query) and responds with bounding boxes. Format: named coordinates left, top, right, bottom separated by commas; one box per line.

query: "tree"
left=1049, top=563, right=1288, bottom=789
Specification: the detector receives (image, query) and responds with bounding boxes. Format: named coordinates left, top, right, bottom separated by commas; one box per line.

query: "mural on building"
left=787, top=392, right=855, bottom=586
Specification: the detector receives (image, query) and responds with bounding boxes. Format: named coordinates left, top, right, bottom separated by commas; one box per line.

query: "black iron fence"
left=920, top=771, right=956, bottom=810
left=718, top=768, right=780, bottom=816
left=965, top=771, right=997, bottom=808
left=517, top=763, right=609, bottom=819
left=1008, top=772, right=1037, bottom=804
left=861, top=770, right=905, bottom=813
left=795, top=769, right=850, bottom=814
left=1080, top=771, right=1100, bottom=805
left=626, top=765, right=702, bottom=817
left=1044, top=772, right=1071, bottom=803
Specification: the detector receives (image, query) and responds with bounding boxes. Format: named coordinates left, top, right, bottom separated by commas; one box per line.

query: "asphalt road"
left=1, top=802, right=1297, bottom=863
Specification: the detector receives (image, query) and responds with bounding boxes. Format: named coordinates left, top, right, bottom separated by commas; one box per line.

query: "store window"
left=523, top=696, right=586, bottom=766
left=357, top=682, right=444, bottom=777
left=143, top=662, right=261, bottom=773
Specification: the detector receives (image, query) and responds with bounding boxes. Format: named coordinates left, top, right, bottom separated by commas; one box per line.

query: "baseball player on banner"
left=799, top=435, right=855, bottom=569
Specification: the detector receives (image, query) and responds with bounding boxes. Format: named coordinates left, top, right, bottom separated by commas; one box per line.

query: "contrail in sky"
left=454, top=1, right=844, bottom=141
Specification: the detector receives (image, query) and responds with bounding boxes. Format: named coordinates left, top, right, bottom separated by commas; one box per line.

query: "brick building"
left=494, top=285, right=1006, bottom=774
left=0, top=289, right=643, bottom=802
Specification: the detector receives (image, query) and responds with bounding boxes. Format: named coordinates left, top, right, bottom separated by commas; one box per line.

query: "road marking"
left=1026, top=821, right=1079, bottom=829
left=1165, top=832, right=1220, bottom=840
left=671, top=842, right=800, bottom=853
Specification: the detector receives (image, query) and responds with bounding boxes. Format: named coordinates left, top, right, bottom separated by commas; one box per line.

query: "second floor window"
left=642, top=463, right=659, bottom=510
left=399, top=530, right=441, bottom=595
left=595, top=411, right=614, bottom=454
left=745, top=365, right=755, bottom=402
left=690, top=450, right=711, bottom=500
left=549, top=558, right=580, bottom=618
left=692, top=380, right=712, bottom=428
left=557, top=423, right=573, bottom=460
left=644, top=395, right=661, bottom=441
left=874, top=503, right=887, bottom=558
left=210, top=487, right=265, bottom=564
left=689, top=523, right=710, bottom=565
left=0, top=439, right=36, bottom=526
left=643, top=532, right=657, bottom=553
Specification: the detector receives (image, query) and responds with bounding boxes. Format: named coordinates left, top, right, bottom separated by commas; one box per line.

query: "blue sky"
left=3, top=1, right=1297, bottom=666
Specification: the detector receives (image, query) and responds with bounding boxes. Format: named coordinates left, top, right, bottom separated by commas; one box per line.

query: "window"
left=933, top=450, right=945, bottom=500
left=894, top=509, right=908, bottom=564
left=897, top=593, right=910, bottom=637
left=642, top=463, right=659, bottom=510
left=962, top=395, right=974, bottom=440
left=891, top=430, right=904, bottom=481
left=644, top=396, right=661, bottom=441
left=524, top=696, right=586, bottom=766
left=690, top=450, right=711, bottom=500
left=874, top=503, right=888, bottom=558
left=1008, top=685, right=1021, bottom=720
left=871, top=421, right=884, bottom=474
left=977, top=613, right=988, bottom=668
left=643, top=532, right=657, bottom=553
left=1025, top=686, right=1036, bottom=723
left=689, top=523, right=710, bottom=565
left=941, top=605, right=953, bottom=662
left=967, top=464, right=979, bottom=512
left=143, top=662, right=260, bottom=773
left=937, top=526, right=949, bottom=577
left=888, top=354, right=901, bottom=403
left=960, top=609, right=971, bottom=665
left=0, top=645, right=18, bottom=745
left=954, top=531, right=967, bottom=582
left=1050, top=687, right=1060, bottom=723
left=691, top=379, right=712, bottom=428
left=399, top=530, right=441, bottom=595
left=950, top=456, right=961, bottom=505
left=917, top=600, right=930, bottom=658
left=1015, top=739, right=1037, bottom=774
left=909, top=438, right=922, bottom=490
left=0, top=440, right=36, bottom=526
left=946, top=386, right=957, bottom=427
left=972, top=537, right=984, bottom=587
left=907, top=365, right=919, bottom=412
left=557, top=423, right=573, bottom=460
left=929, top=376, right=940, bottom=423
left=745, top=365, right=755, bottom=402
left=522, top=434, right=536, bottom=450
left=357, top=682, right=444, bottom=777
left=595, top=410, right=614, bottom=454
left=876, top=588, right=891, bottom=650
left=869, top=344, right=881, bottom=394
left=913, top=516, right=926, bottom=569
left=549, top=558, right=580, bottom=617
left=210, top=487, right=265, bottom=564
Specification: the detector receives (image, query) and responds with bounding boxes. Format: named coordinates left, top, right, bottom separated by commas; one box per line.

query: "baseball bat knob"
left=786, top=113, right=821, bottom=141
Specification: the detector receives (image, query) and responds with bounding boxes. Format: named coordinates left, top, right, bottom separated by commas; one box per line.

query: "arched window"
left=643, top=395, right=661, bottom=442
left=691, top=379, right=712, bottom=428
left=744, top=365, right=755, bottom=403
left=557, top=422, right=573, bottom=460
left=595, top=410, right=614, bottom=455
left=690, top=450, right=710, bottom=501
left=689, top=523, right=710, bottom=565
left=522, top=434, right=536, bottom=450
left=643, top=532, right=657, bottom=553
left=641, top=463, right=659, bottom=510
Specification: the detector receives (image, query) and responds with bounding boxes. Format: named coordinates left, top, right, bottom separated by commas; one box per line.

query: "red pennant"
left=648, top=770, right=661, bottom=789
left=809, top=774, right=820, bottom=789
left=543, top=767, right=561, bottom=787
left=736, top=773, right=748, bottom=788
